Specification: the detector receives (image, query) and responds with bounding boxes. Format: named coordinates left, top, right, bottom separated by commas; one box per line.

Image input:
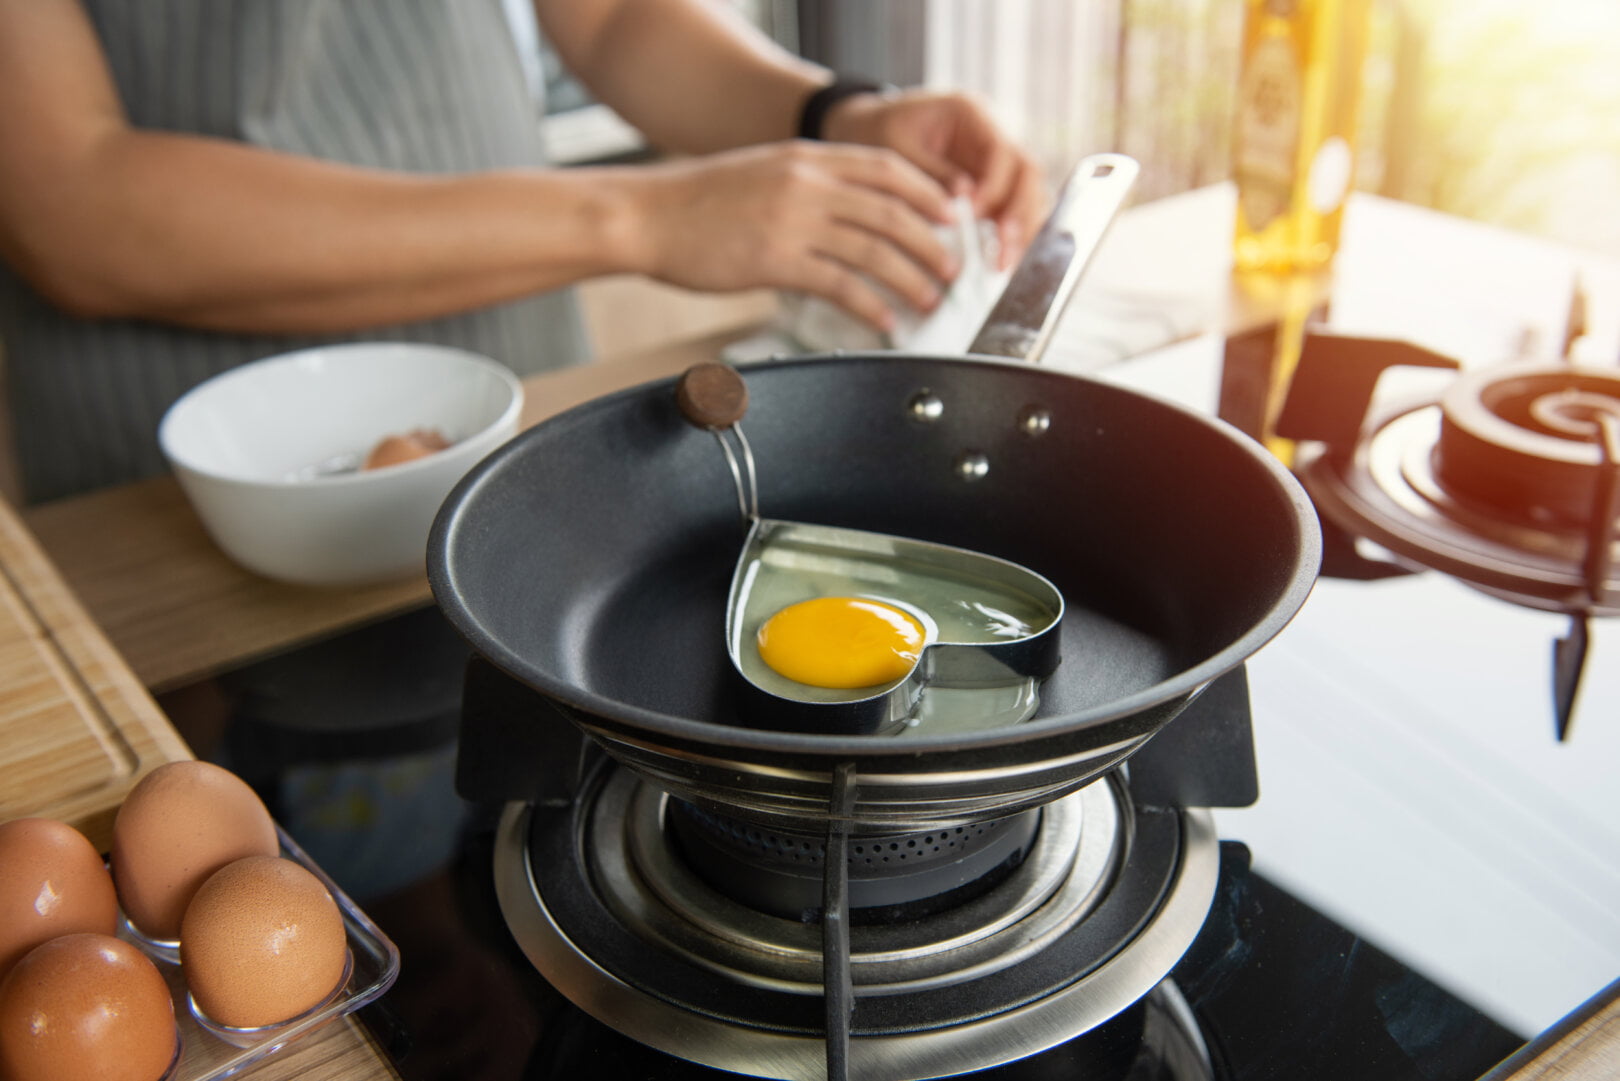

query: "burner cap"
left=667, top=800, right=1041, bottom=920
left=1436, top=365, right=1620, bottom=529
left=1297, top=363, right=1620, bottom=615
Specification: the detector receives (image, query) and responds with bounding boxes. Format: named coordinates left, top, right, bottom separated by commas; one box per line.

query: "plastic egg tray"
left=116, top=826, right=401, bottom=1081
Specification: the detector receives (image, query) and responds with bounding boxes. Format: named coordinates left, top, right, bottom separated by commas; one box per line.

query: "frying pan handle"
left=966, top=152, right=1139, bottom=364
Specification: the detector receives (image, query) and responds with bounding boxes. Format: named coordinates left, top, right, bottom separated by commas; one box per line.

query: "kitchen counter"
left=6, top=184, right=1620, bottom=1079
left=0, top=494, right=401, bottom=1081
left=20, top=332, right=732, bottom=695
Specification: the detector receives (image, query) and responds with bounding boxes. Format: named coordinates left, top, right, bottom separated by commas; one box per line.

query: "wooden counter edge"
left=0, top=496, right=402, bottom=1081
left=21, top=329, right=748, bottom=694
left=1481, top=977, right=1620, bottom=1081
left=0, top=495, right=189, bottom=847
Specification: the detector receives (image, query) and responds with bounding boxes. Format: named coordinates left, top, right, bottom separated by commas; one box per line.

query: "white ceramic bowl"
left=159, top=342, right=523, bottom=586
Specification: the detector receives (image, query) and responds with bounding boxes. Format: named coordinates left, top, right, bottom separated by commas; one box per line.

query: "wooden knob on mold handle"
left=677, top=363, right=750, bottom=430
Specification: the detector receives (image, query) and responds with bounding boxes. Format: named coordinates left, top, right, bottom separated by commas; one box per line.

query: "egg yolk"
left=757, top=597, right=925, bottom=689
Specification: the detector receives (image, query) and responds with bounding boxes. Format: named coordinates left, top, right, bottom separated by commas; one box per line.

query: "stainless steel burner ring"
left=493, top=769, right=1220, bottom=1081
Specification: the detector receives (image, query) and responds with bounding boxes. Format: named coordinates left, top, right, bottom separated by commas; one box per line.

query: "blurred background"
left=520, top=0, right=1620, bottom=262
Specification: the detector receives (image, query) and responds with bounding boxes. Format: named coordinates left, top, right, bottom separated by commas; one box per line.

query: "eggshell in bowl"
left=158, top=342, right=523, bottom=585
left=0, top=932, right=178, bottom=1081
left=364, top=429, right=451, bottom=471
left=0, top=817, right=118, bottom=981
left=181, top=855, right=348, bottom=1030
left=111, top=760, right=279, bottom=944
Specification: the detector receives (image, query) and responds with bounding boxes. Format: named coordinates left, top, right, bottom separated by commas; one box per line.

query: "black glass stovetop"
left=324, top=805, right=1522, bottom=1081
left=206, top=601, right=1529, bottom=1081
left=180, top=575, right=1544, bottom=1081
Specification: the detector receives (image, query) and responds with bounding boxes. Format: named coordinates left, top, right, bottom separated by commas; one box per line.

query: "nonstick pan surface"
left=429, top=351, right=1320, bottom=827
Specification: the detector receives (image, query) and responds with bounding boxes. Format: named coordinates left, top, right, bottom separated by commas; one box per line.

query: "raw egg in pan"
left=757, top=596, right=927, bottom=690
left=728, top=520, right=1063, bottom=736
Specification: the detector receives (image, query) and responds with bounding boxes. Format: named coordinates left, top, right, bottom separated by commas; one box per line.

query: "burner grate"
left=493, top=762, right=1223, bottom=1080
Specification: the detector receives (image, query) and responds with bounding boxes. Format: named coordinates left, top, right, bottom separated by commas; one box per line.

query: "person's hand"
left=622, top=141, right=961, bottom=334
left=819, top=88, right=1047, bottom=270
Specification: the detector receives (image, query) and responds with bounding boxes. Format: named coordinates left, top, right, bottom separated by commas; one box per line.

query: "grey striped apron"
left=0, top=0, right=592, bottom=503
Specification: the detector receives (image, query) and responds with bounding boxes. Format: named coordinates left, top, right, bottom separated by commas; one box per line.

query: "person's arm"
left=535, top=0, right=1048, bottom=269
left=532, top=0, right=828, bottom=154
left=0, top=0, right=650, bottom=333
left=0, top=0, right=954, bottom=337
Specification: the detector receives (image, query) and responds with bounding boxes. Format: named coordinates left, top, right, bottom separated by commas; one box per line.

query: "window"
left=803, top=0, right=1620, bottom=258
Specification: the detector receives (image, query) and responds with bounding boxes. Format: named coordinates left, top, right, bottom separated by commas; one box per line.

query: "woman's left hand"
left=820, top=88, right=1048, bottom=269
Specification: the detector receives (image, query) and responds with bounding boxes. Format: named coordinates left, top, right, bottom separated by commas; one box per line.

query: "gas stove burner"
left=1295, top=362, right=1620, bottom=617
left=668, top=800, right=1042, bottom=921
left=1279, top=339, right=1620, bottom=738
left=1434, top=365, right=1620, bottom=539
left=492, top=762, right=1219, bottom=1081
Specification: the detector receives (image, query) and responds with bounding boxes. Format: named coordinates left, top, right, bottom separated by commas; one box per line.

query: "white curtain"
left=921, top=0, right=1240, bottom=201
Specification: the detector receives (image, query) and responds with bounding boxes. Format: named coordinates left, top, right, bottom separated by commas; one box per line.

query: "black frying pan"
left=427, top=158, right=1321, bottom=829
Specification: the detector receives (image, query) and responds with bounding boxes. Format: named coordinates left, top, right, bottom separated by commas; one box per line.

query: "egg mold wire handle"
left=676, top=362, right=760, bottom=523
left=713, top=424, right=759, bottom=523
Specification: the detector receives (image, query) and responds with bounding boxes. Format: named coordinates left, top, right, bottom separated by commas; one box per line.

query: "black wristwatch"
left=797, top=78, right=888, bottom=140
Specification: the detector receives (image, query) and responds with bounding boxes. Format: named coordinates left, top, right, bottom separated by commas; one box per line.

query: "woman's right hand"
left=619, top=141, right=963, bottom=335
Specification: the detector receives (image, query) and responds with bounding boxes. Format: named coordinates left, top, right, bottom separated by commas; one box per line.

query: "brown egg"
left=362, top=428, right=450, bottom=471
left=0, top=818, right=119, bottom=981
left=181, top=855, right=348, bottom=1030
left=0, top=932, right=178, bottom=1081
left=111, top=760, right=280, bottom=942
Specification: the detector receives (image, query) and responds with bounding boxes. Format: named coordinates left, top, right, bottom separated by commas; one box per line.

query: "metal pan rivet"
left=907, top=390, right=945, bottom=423
left=1018, top=407, right=1052, bottom=437
left=954, top=451, right=990, bottom=481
